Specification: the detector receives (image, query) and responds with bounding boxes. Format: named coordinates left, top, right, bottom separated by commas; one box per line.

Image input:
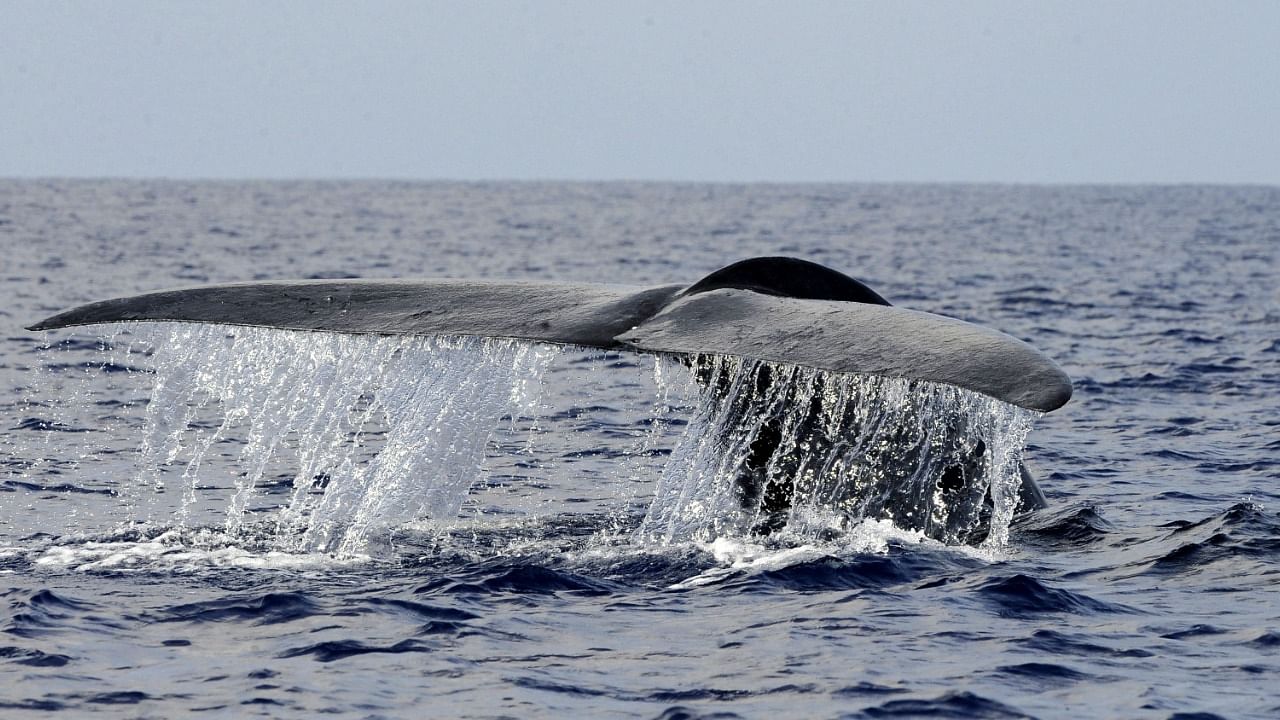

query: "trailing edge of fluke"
left=27, top=257, right=1072, bottom=413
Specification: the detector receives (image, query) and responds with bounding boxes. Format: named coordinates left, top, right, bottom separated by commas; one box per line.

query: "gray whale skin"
left=29, top=257, right=1071, bottom=413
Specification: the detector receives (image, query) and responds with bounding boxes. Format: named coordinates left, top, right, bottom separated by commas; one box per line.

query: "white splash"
left=666, top=520, right=930, bottom=590
left=29, top=529, right=373, bottom=572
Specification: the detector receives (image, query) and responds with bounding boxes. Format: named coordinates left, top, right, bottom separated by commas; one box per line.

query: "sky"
left=3, top=0, right=1278, bottom=184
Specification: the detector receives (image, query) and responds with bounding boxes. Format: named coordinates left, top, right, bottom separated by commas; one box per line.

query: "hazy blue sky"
left=3, top=1, right=1278, bottom=183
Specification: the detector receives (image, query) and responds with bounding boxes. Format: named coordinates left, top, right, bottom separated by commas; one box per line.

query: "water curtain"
left=84, top=324, right=1037, bottom=553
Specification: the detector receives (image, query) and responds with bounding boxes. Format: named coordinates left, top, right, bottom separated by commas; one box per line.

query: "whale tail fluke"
left=26, top=257, right=1071, bottom=412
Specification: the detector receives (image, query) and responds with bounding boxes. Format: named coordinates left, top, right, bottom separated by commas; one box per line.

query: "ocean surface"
left=0, top=179, right=1277, bottom=719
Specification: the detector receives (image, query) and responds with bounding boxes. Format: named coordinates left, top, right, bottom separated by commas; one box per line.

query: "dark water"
left=1, top=180, right=1278, bottom=719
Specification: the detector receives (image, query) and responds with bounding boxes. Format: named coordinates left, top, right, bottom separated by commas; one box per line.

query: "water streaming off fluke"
left=25, top=322, right=1039, bottom=557
left=640, top=355, right=1037, bottom=547
left=121, top=324, right=560, bottom=555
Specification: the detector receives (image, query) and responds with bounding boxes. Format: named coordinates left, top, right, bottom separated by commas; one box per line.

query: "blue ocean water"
left=0, top=180, right=1277, bottom=719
